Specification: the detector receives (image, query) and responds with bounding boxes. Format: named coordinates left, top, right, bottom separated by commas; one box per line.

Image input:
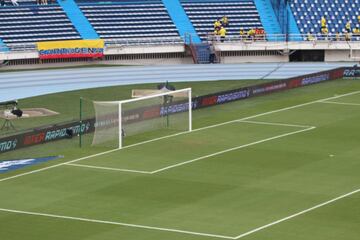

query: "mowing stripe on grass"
left=234, top=188, right=360, bottom=239
left=150, top=127, right=315, bottom=174
left=319, top=101, right=360, bottom=106
left=0, top=90, right=359, bottom=183
left=0, top=207, right=235, bottom=239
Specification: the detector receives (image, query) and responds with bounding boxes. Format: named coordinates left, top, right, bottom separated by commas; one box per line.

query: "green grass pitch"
left=0, top=78, right=359, bottom=240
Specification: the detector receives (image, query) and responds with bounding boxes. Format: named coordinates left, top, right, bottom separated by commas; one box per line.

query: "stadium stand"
left=290, top=0, right=360, bottom=38
left=0, top=4, right=81, bottom=47
left=180, top=0, right=264, bottom=41
left=77, top=0, right=182, bottom=43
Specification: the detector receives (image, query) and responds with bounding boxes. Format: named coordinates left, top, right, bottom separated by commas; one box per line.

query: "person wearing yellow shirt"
left=307, top=32, right=315, bottom=41
left=321, top=16, right=326, bottom=28
left=346, top=20, right=351, bottom=33
left=219, top=26, right=226, bottom=42
left=214, top=19, right=221, bottom=31
left=248, top=28, right=256, bottom=40
left=358, top=15, right=360, bottom=23
left=321, top=27, right=329, bottom=40
left=239, top=28, right=246, bottom=40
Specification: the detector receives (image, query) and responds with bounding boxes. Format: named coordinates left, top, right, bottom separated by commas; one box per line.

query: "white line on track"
left=234, top=188, right=360, bottom=239
left=150, top=127, right=315, bottom=174
left=0, top=207, right=235, bottom=239
left=319, top=101, right=360, bottom=106
left=0, top=90, right=359, bottom=183
left=65, top=163, right=152, bottom=174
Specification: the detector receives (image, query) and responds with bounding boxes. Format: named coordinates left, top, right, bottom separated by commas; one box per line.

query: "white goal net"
left=92, top=88, right=192, bottom=149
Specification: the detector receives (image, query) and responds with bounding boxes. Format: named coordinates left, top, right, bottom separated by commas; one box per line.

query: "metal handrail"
left=1, top=34, right=359, bottom=54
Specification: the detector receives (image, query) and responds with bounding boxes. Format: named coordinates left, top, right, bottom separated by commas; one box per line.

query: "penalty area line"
left=65, top=163, right=152, bottom=174
left=0, top=207, right=235, bottom=239
left=234, top=188, right=360, bottom=239
left=318, top=101, right=360, bottom=106
left=150, top=126, right=315, bottom=174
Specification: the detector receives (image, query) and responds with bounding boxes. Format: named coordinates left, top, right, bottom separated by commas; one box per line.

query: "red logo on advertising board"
left=201, top=96, right=218, bottom=107
left=23, top=132, right=46, bottom=145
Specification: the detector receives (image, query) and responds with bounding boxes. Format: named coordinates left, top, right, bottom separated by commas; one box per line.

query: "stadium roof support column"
left=57, top=0, right=99, bottom=40
left=254, top=0, right=282, bottom=41
left=287, top=4, right=302, bottom=41
left=161, top=0, right=201, bottom=44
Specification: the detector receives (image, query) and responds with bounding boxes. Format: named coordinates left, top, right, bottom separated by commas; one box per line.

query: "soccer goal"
left=91, top=88, right=192, bottom=149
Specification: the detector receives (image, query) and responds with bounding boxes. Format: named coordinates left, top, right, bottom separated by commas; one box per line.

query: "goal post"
left=91, top=88, right=192, bottom=149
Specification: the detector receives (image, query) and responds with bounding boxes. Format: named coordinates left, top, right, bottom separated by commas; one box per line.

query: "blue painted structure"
left=0, top=39, right=9, bottom=52
left=287, top=5, right=302, bottom=41
left=162, top=0, right=201, bottom=43
left=57, top=0, right=99, bottom=39
left=254, top=0, right=282, bottom=41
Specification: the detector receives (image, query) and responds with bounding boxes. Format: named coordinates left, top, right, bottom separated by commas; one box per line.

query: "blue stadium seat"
left=77, top=0, right=182, bottom=41
left=290, top=0, right=360, bottom=36
left=0, top=5, right=81, bottom=46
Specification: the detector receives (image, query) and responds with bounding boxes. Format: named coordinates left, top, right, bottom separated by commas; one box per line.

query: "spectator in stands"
left=344, top=29, right=351, bottom=41
left=0, top=0, right=5, bottom=6
left=358, top=15, right=360, bottom=24
left=208, top=42, right=216, bottom=63
left=214, top=19, right=221, bottom=32
left=221, top=16, right=229, bottom=27
left=320, top=16, right=327, bottom=38
left=248, top=28, right=256, bottom=40
left=321, top=16, right=327, bottom=29
left=219, top=26, right=226, bottom=42
left=239, top=28, right=246, bottom=41
left=11, top=0, right=19, bottom=6
left=321, top=26, right=329, bottom=40
left=345, top=20, right=351, bottom=33
left=335, top=32, right=341, bottom=41
left=353, top=25, right=360, bottom=34
left=307, top=32, right=315, bottom=41
left=36, top=0, right=41, bottom=4
left=213, top=28, right=219, bottom=42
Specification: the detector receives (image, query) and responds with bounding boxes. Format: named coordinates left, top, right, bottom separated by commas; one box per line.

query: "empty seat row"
left=79, top=1, right=181, bottom=41
left=0, top=5, right=81, bottom=44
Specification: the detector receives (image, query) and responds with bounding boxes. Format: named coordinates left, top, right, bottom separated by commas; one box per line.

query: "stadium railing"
left=1, top=34, right=359, bottom=54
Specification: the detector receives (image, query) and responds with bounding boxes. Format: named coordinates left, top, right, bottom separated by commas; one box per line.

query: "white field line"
left=234, top=188, right=360, bottom=239
left=66, top=126, right=315, bottom=174
left=0, top=90, right=359, bottom=183
left=0, top=208, right=235, bottom=240
left=65, top=163, right=152, bottom=174
left=0, top=187, right=359, bottom=240
left=319, top=101, right=360, bottom=106
left=237, top=120, right=312, bottom=128
left=150, top=127, right=315, bottom=174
